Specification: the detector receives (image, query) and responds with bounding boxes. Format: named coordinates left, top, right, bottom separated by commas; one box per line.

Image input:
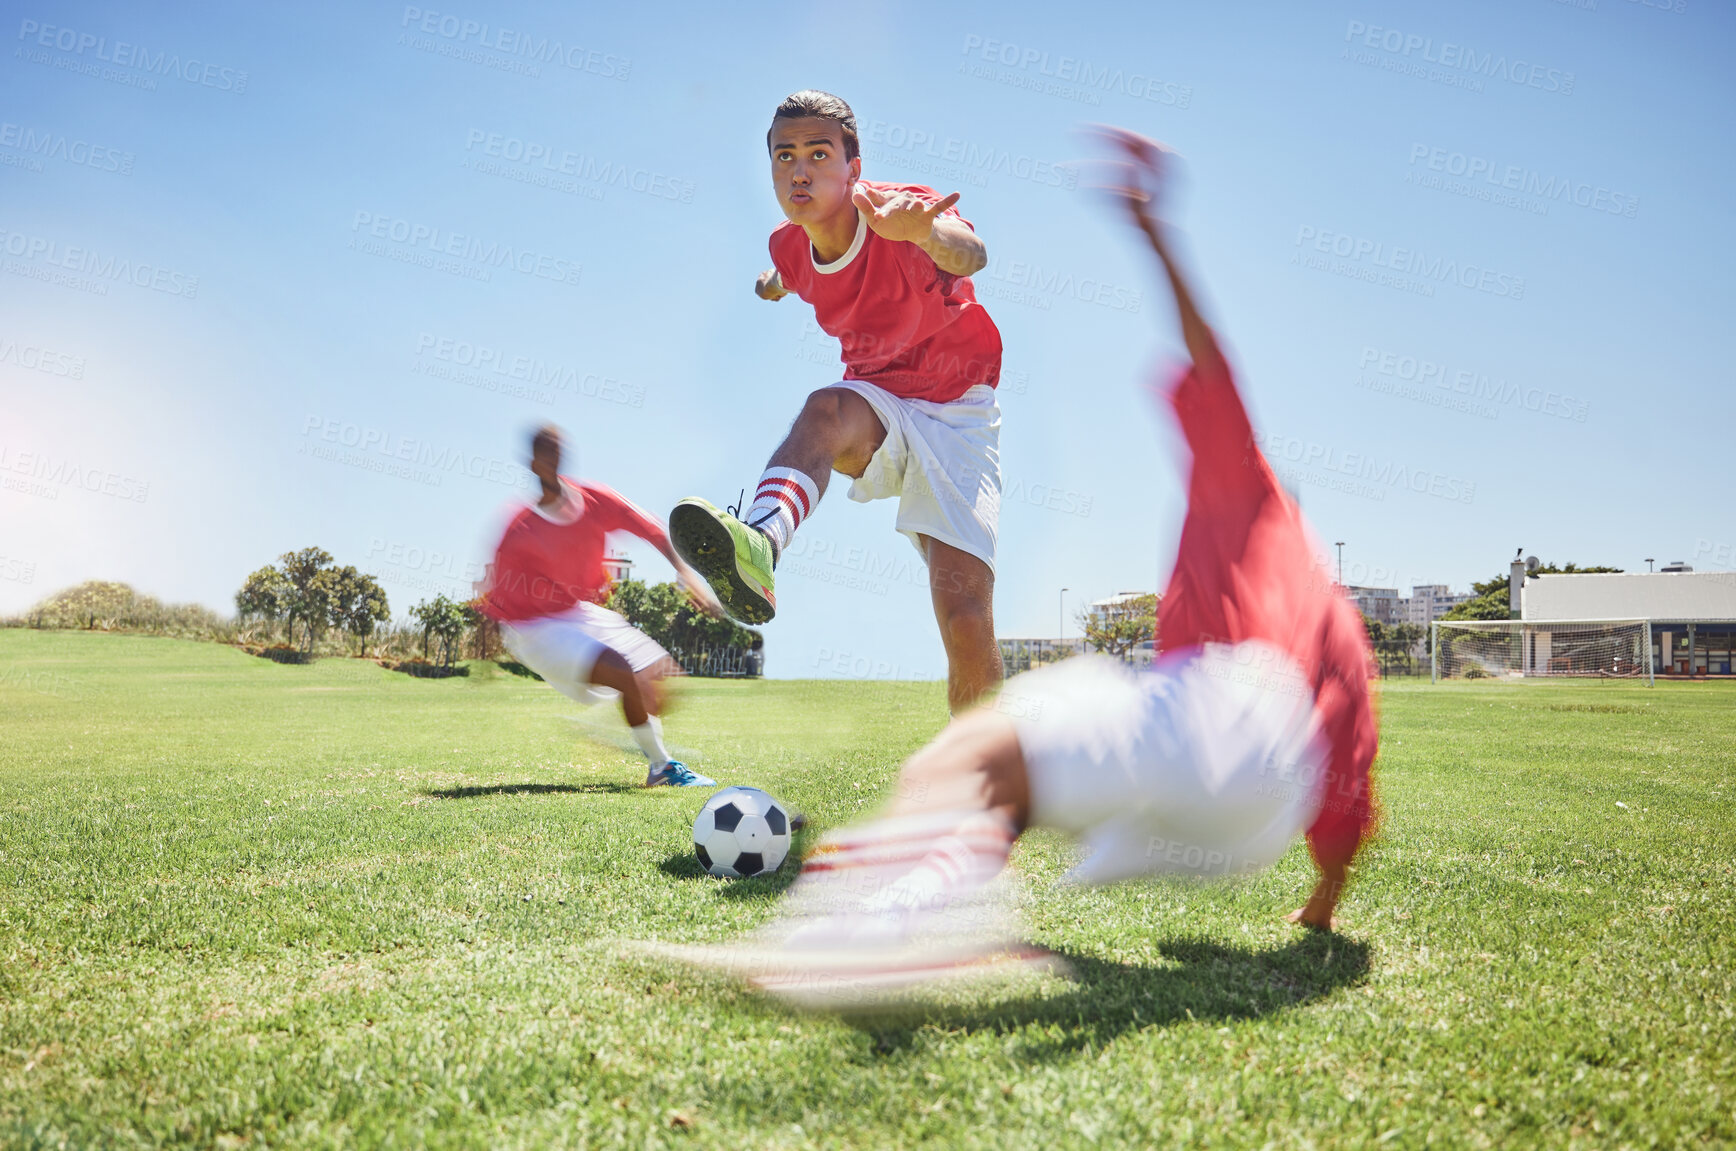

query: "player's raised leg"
left=671, top=386, right=886, bottom=625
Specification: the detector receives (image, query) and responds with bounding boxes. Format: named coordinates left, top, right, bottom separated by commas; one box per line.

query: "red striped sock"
left=745, top=468, right=819, bottom=561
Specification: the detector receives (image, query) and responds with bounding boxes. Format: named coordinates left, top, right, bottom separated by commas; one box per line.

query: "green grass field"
left=2, top=631, right=1732, bottom=1149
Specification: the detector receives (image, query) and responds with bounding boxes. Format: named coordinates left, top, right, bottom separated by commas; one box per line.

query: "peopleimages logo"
left=298, top=415, right=530, bottom=490
left=0, top=444, right=150, bottom=503
left=0, top=226, right=199, bottom=298
left=1293, top=225, right=1524, bottom=300
left=413, top=333, right=645, bottom=407
left=15, top=18, right=249, bottom=92
left=0, top=335, right=86, bottom=379
left=398, top=7, right=628, bottom=79
left=958, top=34, right=1193, bottom=107
left=349, top=212, right=580, bottom=285
left=0, top=122, right=134, bottom=174
left=1342, top=20, right=1575, bottom=95
left=1357, top=348, right=1588, bottom=423
left=1406, top=144, right=1638, bottom=219
left=980, top=255, right=1141, bottom=312
left=462, top=130, right=694, bottom=203
left=1251, top=430, right=1477, bottom=505
left=859, top=120, right=1077, bottom=190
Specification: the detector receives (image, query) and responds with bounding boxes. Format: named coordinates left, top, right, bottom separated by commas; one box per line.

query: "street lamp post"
left=1059, top=587, right=1070, bottom=645
left=1335, top=542, right=1345, bottom=586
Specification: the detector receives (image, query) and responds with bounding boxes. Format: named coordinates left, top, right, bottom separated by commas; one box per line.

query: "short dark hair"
left=767, top=89, right=858, bottom=162
left=530, top=423, right=562, bottom=461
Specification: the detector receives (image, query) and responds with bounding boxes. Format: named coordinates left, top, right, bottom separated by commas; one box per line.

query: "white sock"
left=861, top=812, right=1017, bottom=917
left=793, top=811, right=1016, bottom=915
left=631, top=719, right=671, bottom=769
left=745, top=467, right=820, bottom=562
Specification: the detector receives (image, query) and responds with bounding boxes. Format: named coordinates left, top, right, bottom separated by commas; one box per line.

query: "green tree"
left=606, top=579, right=759, bottom=660
left=1076, top=594, right=1159, bottom=660
left=277, top=547, right=339, bottom=652
left=410, top=594, right=469, bottom=668
left=30, top=580, right=139, bottom=629
left=1363, top=615, right=1427, bottom=676
left=329, top=566, right=390, bottom=656
left=235, top=567, right=289, bottom=641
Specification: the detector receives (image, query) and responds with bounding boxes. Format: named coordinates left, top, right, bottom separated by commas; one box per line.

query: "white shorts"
left=829, top=379, right=1001, bottom=572
left=499, top=602, right=672, bottom=705
left=1006, top=644, right=1327, bottom=886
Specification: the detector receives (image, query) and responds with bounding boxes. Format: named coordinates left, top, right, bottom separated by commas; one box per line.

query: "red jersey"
left=770, top=181, right=1002, bottom=403
left=478, top=478, right=667, bottom=623
left=1155, top=357, right=1379, bottom=870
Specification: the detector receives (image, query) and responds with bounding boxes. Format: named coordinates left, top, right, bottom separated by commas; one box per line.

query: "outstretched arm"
left=1093, top=128, right=1227, bottom=382
left=609, top=494, right=725, bottom=619
left=853, top=186, right=987, bottom=276
left=1097, top=126, right=1349, bottom=931
left=646, top=535, right=724, bottom=620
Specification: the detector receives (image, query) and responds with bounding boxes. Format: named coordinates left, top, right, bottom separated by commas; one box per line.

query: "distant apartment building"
left=1345, top=585, right=1401, bottom=625
left=1347, top=584, right=1470, bottom=626
left=1402, top=584, right=1472, bottom=624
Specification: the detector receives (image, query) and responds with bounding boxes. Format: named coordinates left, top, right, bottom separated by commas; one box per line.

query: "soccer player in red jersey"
left=670, top=90, right=1005, bottom=714
left=478, top=425, right=725, bottom=788
left=692, top=129, right=1380, bottom=1001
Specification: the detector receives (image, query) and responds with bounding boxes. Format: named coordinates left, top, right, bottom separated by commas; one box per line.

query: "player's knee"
left=591, top=649, right=632, bottom=690
left=936, top=595, right=993, bottom=646
left=796, top=388, right=849, bottom=437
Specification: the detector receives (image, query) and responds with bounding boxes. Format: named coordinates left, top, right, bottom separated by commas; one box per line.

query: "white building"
left=1085, top=591, right=1156, bottom=631
left=603, top=551, right=633, bottom=584
left=1518, top=568, right=1736, bottom=677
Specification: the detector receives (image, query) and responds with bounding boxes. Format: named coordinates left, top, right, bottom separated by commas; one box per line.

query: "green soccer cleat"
left=670, top=497, right=777, bottom=624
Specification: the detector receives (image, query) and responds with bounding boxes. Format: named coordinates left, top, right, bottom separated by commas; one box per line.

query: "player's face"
left=530, top=436, right=561, bottom=485
left=768, top=117, right=860, bottom=225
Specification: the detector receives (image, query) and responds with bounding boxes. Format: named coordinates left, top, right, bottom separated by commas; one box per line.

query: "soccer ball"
left=693, top=786, right=793, bottom=879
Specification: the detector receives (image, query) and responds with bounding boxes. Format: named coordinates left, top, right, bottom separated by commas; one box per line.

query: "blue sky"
left=2, top=0, right=1731, bottom=678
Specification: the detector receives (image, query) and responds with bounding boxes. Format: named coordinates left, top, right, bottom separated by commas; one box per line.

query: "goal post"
left=1432, top=619, right=1654, bottom=685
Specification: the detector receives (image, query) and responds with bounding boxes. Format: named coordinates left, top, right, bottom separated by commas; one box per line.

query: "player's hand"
left=853, top=184, right=962, bottom=244
left=679, top=568, right=725, bottom=619
left=1084, top=124, right=1177, bottom=239
left=755, top=268, right=788, bottom=301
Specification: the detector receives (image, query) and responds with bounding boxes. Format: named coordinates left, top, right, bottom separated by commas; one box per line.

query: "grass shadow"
left=421, top=782, right=639, bottom=799
left=853, top=932, right=1372, bottom=1061
left=657, top=831, right=811, bottom=899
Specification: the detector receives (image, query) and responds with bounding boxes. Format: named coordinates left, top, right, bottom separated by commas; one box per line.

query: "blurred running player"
left=708, top=129, right=1380, bottom=998
left=478, top=425, right=725, bottom=788
left=670, top=90, right=1005, bottom=714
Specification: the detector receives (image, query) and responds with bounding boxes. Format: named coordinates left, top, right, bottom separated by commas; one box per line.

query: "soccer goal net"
left=1432, top=619, right=1653, bottom=684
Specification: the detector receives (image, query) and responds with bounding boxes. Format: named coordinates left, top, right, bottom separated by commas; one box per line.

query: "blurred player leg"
left=502, top=610, right=715, bottom=788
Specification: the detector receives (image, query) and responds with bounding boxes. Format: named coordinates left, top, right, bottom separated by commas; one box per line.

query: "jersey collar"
left=530, top=477, right=584, bottom=524
left=812, top=207, right=868, bottom=275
